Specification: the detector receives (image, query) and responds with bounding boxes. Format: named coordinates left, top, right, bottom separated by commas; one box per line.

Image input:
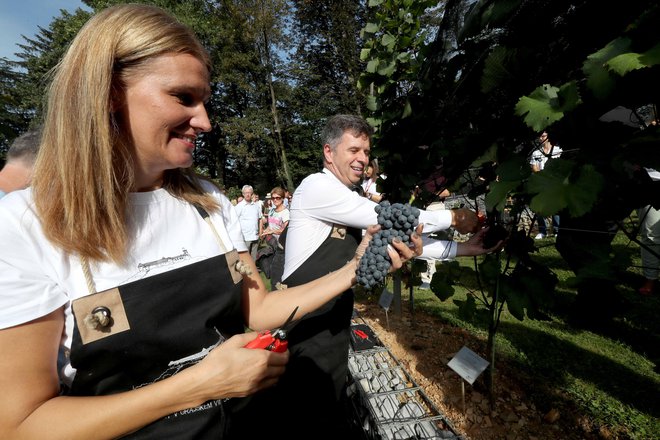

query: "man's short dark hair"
left=7, top=128, right=41, bottom=165
left=321, top=114, right=374, bottom=150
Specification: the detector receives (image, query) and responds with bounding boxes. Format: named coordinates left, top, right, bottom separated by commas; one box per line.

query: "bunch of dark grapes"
left=356, top=201, right=421, bottom=289
left=480, top=210, right=509, bottom=249
left=483, top=223, right=509, bottom=248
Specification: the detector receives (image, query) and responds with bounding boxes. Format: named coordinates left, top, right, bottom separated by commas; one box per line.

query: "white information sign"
left=447, top=346, right=489, bottom=385
left=378, top=287, right=394, bottom=310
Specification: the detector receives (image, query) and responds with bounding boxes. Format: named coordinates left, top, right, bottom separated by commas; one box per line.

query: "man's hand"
left=451, top=208, right=479, bottom=234
left=355, top=225, right=379, bottom=262
left=355, top=224, right=423, bottom=268
left=456, top=227, right=505, bottom=256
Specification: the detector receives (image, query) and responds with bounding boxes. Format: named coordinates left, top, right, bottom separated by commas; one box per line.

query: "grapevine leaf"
left=485, top=180, right=519, bottom=212
left=431, top=276, right=455, bottom=301
left=471, top=143, right=498, bottom=167
left=515, top=84, right=561, bottom=132
left=564, top=164, right=605, bottom=217
left=527, top=158, right=573, bottom=216
left=528, top=160, right=603, bottom=218
left=479, top=254, right=501, bottom=286
left=366, top=117, right=381, bottom=129
left=640, top=43, right=660, bottom=66
left=556, top=81, right=581, bottom=112
left=481, top=46, right=516, bottom=93
left=366, top=95, right=378, bottom=112
left=381, top=33, right=396, bottom=50
left=377, top=60, right=397, bottom=77
left=496, top=156, right=531, bottom=182
left=364, top=22, right=380, bottom=33
left=500, top=276, right=528, bottom=321
left=368, top=0, right=384, bottom=6
left=583, top=37, right=631, bottom=98
left=397, top=51, right=411, bottom=62
left=514, top=82, right=580, bottom=132
left=454, top=295, right=477, bottom=320
left=366, top=58, right=379, bottom=73
left=511, top=262, right=557, bottom=318
left=606, top=43, right=660, bottom=75
left=360, top=48, right=371, bottom=61
left=607, top=53, right=645, bottom=75
left=584, top=66, right=616, bottom=100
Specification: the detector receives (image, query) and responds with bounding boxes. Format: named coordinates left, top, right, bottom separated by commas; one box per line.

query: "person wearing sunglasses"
left=261, top=187, right=289, bottom=244
left=260, top=187, right=290, bottom=286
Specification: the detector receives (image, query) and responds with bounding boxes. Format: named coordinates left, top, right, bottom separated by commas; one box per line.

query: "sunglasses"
left=271, top=196, right=282, bottom=200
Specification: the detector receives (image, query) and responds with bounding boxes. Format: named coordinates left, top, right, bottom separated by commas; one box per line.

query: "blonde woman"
left=0, top=5, right=420, bottom=438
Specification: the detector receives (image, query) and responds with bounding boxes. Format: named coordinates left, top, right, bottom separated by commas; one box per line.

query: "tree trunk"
left=262, top=29, right=294, bottom=191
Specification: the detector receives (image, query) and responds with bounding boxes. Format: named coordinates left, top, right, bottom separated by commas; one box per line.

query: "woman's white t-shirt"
left=0, top=182, right=246, bottom=383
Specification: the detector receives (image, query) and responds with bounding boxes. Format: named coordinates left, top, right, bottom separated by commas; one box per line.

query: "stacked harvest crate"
left=347, top=318, right=463, bottom=440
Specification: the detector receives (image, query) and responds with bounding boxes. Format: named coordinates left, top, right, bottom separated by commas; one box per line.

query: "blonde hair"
left=33, top=4, right=217, bottom=264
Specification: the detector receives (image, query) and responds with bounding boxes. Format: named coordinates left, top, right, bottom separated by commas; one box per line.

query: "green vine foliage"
left=358, top=0, right=440, bottom=132
left=360, top=0, right=659, bottom=315
left=360, top=2, right=660, bottom=402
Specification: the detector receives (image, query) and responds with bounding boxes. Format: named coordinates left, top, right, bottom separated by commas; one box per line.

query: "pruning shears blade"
left=274, top=306, right=299, bottom=339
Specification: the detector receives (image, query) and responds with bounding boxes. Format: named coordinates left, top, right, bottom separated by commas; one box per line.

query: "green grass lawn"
left=380, top=228, right=659, bottom=439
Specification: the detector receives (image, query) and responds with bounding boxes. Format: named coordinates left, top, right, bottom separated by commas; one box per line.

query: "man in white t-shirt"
left=238, top=114, right=487, bottom=438
left=233, top=184, right=263, bottom=261
left=529, top=131, right=562, bottom=239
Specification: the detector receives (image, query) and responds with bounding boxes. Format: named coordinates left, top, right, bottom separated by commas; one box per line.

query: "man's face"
left=323, top=131, right=370, bottom=187
left=242, top=189, right=253, bottom=201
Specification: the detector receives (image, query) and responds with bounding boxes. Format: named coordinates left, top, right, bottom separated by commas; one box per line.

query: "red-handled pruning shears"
left=243, top=306, right=299, bottom=353
left=353, top=329, right=370, bottom=340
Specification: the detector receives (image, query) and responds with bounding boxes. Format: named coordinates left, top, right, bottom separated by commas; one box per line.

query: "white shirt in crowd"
left=234, top=198, right=263, bottom=242
left=530, top=145, right=563, bottom=171
left=361, top=177, right=380, bottom=197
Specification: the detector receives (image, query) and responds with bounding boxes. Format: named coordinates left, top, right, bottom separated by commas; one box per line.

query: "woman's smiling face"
left=116, top=52, right=212, bottom=190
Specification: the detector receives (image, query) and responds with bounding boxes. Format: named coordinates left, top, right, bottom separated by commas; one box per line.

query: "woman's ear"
left=109, top=83, right=124, bottom=114
left=110, top=96, right=120, bottom=114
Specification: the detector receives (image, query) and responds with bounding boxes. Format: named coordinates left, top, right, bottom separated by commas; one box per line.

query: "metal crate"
left=347, top=322, right=463, bottom=440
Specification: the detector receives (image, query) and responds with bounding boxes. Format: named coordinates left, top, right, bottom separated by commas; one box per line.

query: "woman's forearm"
left=18, top=373, right=206, bottom=440
left=243, top=253, right=358, bottom=331
left=3, top=317, right=284, bottom=440
left=242, top=229, right=419, bottom=332
left=0, top=310, right=211, bottom=440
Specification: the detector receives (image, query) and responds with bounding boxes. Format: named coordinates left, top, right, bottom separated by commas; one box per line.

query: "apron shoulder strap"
left=194, top=205, right=228, bottom=253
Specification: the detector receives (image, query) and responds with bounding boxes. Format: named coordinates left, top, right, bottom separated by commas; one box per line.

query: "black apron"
left=231, top=223, right=361, bottom=438
left=67, top=207, right=244, bottom=439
